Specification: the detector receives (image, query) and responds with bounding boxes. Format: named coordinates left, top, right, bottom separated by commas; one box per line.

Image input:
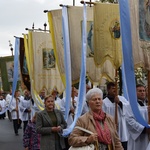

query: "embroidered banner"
left=30, top=31, right=64, bottom=94
left=48, top=6, right=115, bottom=84
left=93, top=3, right=122, bottom=69
left=139, top=0, right=150, bottom=41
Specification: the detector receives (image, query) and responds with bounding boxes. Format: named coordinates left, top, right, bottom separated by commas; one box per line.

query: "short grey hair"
left=86, top=88, right=103, bottom=102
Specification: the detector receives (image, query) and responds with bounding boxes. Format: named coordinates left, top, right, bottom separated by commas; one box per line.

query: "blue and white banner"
left=119, top=0, right=149, bottom=127
left=63, top=3, right=87, bottom=136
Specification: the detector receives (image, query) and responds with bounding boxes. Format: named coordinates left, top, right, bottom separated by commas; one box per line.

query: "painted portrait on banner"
left=87, top=21, right=94, bottom=57
left=6, top=61, right=20, bottom=82
left=43, top=48, right=55, bottom=69
left=109, top=19, right=121, bottom=39
left=139, top=0, right=150, bottom=40
left=22, top=56, right=28, bottom=75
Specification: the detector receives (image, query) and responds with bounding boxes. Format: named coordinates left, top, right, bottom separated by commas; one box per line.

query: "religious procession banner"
left=24, top=33, right=44, bottom=110
left=26, top=31, right=64, bottom=94
left=93, top=3, right=122, bottom=69
left=139, top=0, right=150, bottom=70
left=48, top=6, right=115, bottom=84
left=19, top=37, right=30, bottom=91
left=139, top=0, right=150, bottom=41
left=0, top=56, right=14, bottom=91
left=128, top=0, right=150, bottom=70
left=127, top=0, right=144, bottom=68
left=47, top=9, right=66, bottom=85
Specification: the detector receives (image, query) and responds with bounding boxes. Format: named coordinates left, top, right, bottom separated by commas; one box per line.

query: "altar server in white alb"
left=5, top=89, right=12, bottom=121
left=102, top=82, right=129, bottom=150
left=51, top=88, right=62, bottom=110
left=9, top=90, right=22, bottom=136
left=19, top=89, right=32, bottom=132
left=125, top=84, right=150, bottom=150
left=60, top=87, right=77, bottom=127
left=0, top=95, right=6, bottom=119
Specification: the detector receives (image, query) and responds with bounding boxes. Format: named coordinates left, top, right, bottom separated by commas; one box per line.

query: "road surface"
left=0, top=118, right=23, bottom=150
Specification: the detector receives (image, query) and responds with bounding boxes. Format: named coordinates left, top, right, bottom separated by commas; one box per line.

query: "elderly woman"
left=36, top=95, right=67, bottom=150
left=68, top=88, right=123, bottom=150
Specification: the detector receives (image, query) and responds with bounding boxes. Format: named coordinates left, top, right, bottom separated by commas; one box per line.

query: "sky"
left=0, top=0, right=82, bottom=57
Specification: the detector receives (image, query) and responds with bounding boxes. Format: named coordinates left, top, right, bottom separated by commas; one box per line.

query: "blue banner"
left=62, top=6, right=72, bottom=121
left=119, top=0, right=149, bottom=127
left=63, top=3, right=87, bottom=136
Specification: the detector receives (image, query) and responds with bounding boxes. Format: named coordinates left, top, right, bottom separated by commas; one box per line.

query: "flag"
left=19, top=37, right=30, bottom=91
left=139, top=0, right=150, bottom=41
left=48, top=6, right=115, bottom=84
left=29, top=31, right=64, bottom=94
left=93, top=3, right=122, bottom=69
left=47, top=9, right=66, bottom=85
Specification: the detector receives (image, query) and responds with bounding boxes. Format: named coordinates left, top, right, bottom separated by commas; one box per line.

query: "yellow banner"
left=47, top=6, right=115, bottom=84
left=94, top=3, right=122, bottom=69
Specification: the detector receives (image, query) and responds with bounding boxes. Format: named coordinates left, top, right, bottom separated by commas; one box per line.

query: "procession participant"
left=9, top=90, right=22, bottom=136
left=39, top=89, right=46, bottom=101
left=0, top=95, right=6, bottom=119
left=23, top=112, right=40, bottom=150
left=125, top=84, right=150, bottom=150
left=19, top=89, right=32, bottom=132
left=102, top=82, right=129, bottom=150
left=68, top=88, right=123, bottom=150
left=81, top=84, right=91, bottom=115
left=31, top=89, right=45, bottom=119
left=51, top=88, right=62, bottom=110
left=36, top=95, right=67, bottom=150
left=60, top=87, right=78, bottom=127
left=5, top=89, right=12, bottom=121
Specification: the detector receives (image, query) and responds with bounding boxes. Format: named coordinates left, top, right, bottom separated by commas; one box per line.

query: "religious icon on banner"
left=6, top=61, right=21, bottom=82
left=22, top=56, right=28, bottom=75
left=110, top=20, right=121, bottom=39
left=144, top=0, right=150, bottom=38
left=43, top=49, right=55, bottom=69
left=87, top=21, right=94, bottom=57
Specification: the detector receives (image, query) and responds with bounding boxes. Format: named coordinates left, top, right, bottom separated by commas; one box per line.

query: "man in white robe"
left=51, top=88, right=62, bottom=110
left=125, top=84, right=149, bottom=150
left=19, top=90, right=32, bottom=132
left=103, top=82, right=129, bottom=150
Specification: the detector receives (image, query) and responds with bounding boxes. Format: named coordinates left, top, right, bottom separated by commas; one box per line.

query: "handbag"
left=69, top=126, right=96, bottom=150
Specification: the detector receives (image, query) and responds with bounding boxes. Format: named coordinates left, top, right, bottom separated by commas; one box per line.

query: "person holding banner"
left=5, top=89, right=12, bottom=121
left=68, top=88, right=123, bottom=150
left=102, top=82, right=129, bottom=150
left=125, top=84, right=150, bottom=150
left=19, top=89, right=32, bottom=132
left=9, top=90, right=22, bottom=136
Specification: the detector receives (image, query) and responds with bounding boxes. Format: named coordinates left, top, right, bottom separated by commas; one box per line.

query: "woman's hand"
left=86, top=133, right=98, bottom=144
left=51, top=126, right=62, bottom=132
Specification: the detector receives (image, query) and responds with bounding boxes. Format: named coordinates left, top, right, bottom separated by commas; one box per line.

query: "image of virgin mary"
left=144, top=0, right=150, bottom=38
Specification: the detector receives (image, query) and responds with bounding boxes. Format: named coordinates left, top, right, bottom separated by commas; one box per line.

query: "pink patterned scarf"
left=93, top=110, right=112, bottom=144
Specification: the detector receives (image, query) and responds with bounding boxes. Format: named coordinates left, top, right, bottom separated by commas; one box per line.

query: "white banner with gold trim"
left=48, top=6, right=115, bottom=84
left=31, top=31, right=64, bottom=94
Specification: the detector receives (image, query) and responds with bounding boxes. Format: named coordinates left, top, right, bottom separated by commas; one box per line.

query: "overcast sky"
left=0, top=0, right=82, bottom=57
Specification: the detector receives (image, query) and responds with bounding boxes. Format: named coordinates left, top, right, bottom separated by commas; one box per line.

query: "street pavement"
left=0, top=118, right=23, bottom=150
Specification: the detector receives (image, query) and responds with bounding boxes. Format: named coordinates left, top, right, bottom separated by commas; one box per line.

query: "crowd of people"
left=0, top=82, right=149, bottom=150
